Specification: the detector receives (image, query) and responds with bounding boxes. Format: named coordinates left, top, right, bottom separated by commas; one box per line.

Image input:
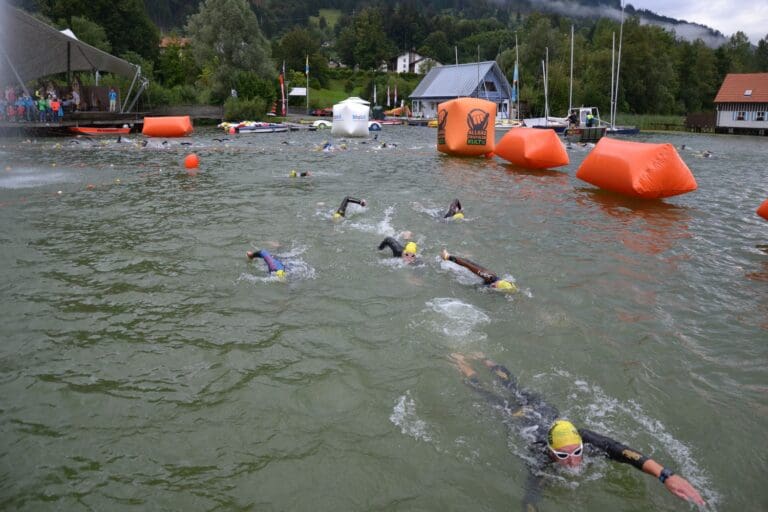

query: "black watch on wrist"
left=659, top=467, right=675, bottom=483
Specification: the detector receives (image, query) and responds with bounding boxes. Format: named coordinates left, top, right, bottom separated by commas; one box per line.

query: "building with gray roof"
left=409, top=61, right=513, bottom=120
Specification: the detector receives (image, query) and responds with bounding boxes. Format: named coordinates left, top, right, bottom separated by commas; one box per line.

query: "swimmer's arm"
left=580, top=429, right=705, bottom=505
left=522, top=470, right=544, bottom=512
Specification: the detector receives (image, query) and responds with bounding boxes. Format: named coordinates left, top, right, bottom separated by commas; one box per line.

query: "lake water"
left=0, top=126, right=765, bottom=511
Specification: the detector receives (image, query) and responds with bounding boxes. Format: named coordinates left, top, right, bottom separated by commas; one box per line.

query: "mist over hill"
left=142, top=0, right=727, bottom=47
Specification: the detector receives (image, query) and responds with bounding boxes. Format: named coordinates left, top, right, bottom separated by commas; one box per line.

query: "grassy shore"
left=614, top=113, right=686, bottom=131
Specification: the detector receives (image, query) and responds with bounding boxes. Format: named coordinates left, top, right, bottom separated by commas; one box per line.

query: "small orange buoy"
left=184, top=154, right=200, bottom=169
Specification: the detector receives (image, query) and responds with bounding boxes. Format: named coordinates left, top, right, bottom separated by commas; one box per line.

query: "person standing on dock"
left=108, top=87, right=117, bottom=112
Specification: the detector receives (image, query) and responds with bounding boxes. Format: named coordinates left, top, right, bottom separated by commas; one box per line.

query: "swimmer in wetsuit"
left=440, top=249, right=516, bottom=291
left=378, top=237, right=419, bottom=263
left=450, top=353, right=706, bottom=510
left=444, top=198, right=464, bottom=219
left=246, top=249, right=286, bottom=278
left=333, top=196, right=367, bottom=219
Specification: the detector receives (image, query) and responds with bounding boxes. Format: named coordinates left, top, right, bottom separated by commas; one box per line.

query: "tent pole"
left=124, top=76, right=148, bottom=113
left=121, top=66, right=140, bottom=113
left=67, top=41, right=71, bottom=84
left=0, top=46, right=30, bottom=97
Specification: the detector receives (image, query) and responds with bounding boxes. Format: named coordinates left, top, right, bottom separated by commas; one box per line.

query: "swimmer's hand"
left=246, top=251, right=257, bottom=260
left=440, top=249, right=450, bottom=260
left=665, top=475, right=705, bottom=506
left=449, top=353, right=476, bottom=378
left=360, top=199, right=367, bottom=207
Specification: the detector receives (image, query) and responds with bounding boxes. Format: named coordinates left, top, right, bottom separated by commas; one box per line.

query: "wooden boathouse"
left=714, top=73, right=768, bottom=136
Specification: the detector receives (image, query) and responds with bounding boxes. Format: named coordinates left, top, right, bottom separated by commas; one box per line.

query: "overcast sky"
left=628, top=0, right=767, bottom=45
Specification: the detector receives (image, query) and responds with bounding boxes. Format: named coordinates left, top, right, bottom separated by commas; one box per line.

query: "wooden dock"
left=0, top=111, right=145, bottom=136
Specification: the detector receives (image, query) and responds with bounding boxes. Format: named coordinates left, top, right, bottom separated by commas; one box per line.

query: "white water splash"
left=424, top=297, right=490, bottom=338
left=390, top=391, right=432, bottom=443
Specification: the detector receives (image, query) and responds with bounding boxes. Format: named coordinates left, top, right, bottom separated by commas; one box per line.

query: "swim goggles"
left=550, top=443, right=583, bottom=460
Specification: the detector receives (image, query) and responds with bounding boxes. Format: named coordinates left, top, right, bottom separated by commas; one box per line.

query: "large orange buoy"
left=576, top=138, right=697, bottom=199
left=184, top=154, right=200, bottom=169
left=437, top=98, right=495, bottom=157
left=757, top=199, right=768, bottom=220
left=494, top=127, right=569, bottom=169
left=142, top=116, right=194, bottom=137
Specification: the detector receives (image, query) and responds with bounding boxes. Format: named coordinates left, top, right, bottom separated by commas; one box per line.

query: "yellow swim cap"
left=494, top=280, right=517, bottom=292
left=333, top=212, right=342, bottom=219
left=404, top=242, right=418, bottom=255
left=275, top=269, right=286, bottom=279
left=289, top=170, right=297, bottom=177
left=548, top=420, right=582, bottom=450
left=452, top=212, right=464, bottom=219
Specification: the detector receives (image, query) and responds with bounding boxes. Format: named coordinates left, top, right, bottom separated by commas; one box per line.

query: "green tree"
left=722, top=31, right=755, bottom=72
left=42, top=0, right=159, bottom=60
left=756, top=34, right=768, bottom=71
left=418, top=31, right=452, bottom=64
left=335, top=7, right=396, bottom=70
left=274, top=27, right=329, bottom=87
left=60, top=15, right=111, bottom=53
left=615, top=19, right=678, bottom=114
left=677, top=40, right=717, bottom=112
left=186, top=0, right=274, bottom=102
left=156, top=43, right=199, bottom=88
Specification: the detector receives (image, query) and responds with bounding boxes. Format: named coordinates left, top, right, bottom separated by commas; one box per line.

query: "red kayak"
left=69, top=126, right=130, bottom=135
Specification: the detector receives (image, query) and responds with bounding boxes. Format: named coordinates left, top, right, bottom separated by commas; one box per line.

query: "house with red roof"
left=714, top=73, right=768, bottom=135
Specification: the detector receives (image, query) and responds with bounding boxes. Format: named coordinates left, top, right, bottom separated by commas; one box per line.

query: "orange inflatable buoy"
left=142, top=116, right=194, bottom=137
left=576, top=138, right=697, bottom=199
left=494, top=127, right=569, bottom=169
left=757, top=198, right=768, bottom=220
left=184, top=154, right=200, bottom=169
left=437, top=98, right=495, bottom=157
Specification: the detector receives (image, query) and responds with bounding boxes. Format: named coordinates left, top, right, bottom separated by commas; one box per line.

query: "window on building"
left=744, top=89, right=752, bottom=96
left=483, top=81, right=497, bottom=92
left=736, top=111, right=746, bottom=121
left=757, top=112, right=765, bottom=121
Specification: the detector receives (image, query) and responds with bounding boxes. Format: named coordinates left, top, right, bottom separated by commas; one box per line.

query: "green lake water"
left=0, top=126, right=765, bottom=511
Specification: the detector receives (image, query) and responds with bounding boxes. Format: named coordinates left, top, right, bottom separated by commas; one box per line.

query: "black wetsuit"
left=466, top=363, right=653, bottom=511
left=336, top=196, right=365, bottom=217
left=444, top=198, right=463, bottom=218
left=378, top=236, right=404, bottom=257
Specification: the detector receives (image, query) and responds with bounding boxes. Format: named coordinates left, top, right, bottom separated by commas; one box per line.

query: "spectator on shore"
left=108, top=87, right=117, bottom=112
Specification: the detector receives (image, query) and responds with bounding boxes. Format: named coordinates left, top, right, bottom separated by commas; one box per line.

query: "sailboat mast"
left=610, top=32, right=615, bottom=128
left=569, top=25, right=574, bottom=114
left=613, top=1, right=625, bottom=128
left=542, top=47, right=549, bottom=126
left=515, top=33, right=520, bottom=121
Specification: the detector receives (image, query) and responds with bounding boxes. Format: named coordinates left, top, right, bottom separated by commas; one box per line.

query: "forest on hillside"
left=9, top=0, right=768, bottom=119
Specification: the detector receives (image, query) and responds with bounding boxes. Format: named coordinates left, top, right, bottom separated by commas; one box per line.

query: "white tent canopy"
left=0, top=5, right=143, bottom=110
